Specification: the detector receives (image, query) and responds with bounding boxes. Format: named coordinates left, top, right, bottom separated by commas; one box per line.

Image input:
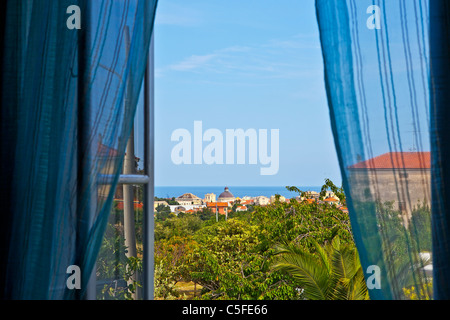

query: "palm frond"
left=270, top=237, right=369, bottom=300
left=271, top=244, right=331, bottom=300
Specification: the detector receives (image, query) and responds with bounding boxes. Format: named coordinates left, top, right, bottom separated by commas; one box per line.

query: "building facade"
left=175, top=193, right=203, bottom=206
left=206, top=202, right=229, bottom=215
left=218, top=187, right=235, bottom=203
left=254, top=196, right=270, bottom=206
left=204, top=193, right=216, bottom=203
left=348, top=152, right=431, bottom=222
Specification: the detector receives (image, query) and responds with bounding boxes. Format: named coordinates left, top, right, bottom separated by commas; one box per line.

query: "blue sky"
left=148, top=0, right=341, bottom=187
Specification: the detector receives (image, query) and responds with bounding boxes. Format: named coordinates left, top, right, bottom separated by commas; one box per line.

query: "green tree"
left=175, top=189, right=355, bottom=300
left=320, top=179, right=346, bottom=204
left=270, top=236, right=369, bottom=300
left=155, top=214, right=203, bottom=241
left=251, top=195, right=353, bottom=253
left=185, top=219, right=301, bottom=300
left=154, top=236, right=198, bottom=299
left=375, top=200, right=432, bottom=299
left=96, top=221, right=143, bottom=300
left=155, top=204, right=171, bottom=221
left=409, top=201, right=432, bottom=252
left=105, top=179, right=364, bottom=300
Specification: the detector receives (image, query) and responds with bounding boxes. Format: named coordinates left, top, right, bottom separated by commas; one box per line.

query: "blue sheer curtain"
left=430, top=0, right=450, bottom=300
left=0, top=0, right=157, bottom=299
left=316, top=0, right=432, bottom=299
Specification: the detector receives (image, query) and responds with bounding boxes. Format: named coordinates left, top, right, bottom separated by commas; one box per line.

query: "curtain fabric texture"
left=0, top=0, right=157, bottom=299
left=316, top=0, right=432, bottom=299
left=430, top=0, right=450, bottom=300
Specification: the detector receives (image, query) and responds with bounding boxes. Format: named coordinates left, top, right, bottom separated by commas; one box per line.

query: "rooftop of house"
left=218, top=187, right=235, bottom=199
left=176, top=193, right=202, bottom=200
left=206, top=202, right=229, bottom=207
left=349, top=152, right=430, bottom=169
left=98, top=142, right=119, bottom=157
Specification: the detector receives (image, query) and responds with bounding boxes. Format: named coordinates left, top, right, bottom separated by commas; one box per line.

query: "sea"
left=154, top=186, right=322, bottom=199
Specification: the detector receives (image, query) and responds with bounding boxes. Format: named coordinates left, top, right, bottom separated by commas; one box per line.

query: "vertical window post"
left=143, top=32, right=155, bottom=300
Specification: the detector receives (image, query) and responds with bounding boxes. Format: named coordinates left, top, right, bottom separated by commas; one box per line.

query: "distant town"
left=152, top=186, right=348, bottom=216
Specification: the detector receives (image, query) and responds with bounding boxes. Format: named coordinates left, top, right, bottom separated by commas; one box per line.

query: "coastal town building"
left=154, top=200, right=169, bottom=209
left=218, top=187, right=235, bottom=203
left=175, top=193, right=203, bottom=206
left=338, top=206, right=349, bottom=213
left=169, top=204, right=206, bottom=214
left=304, top=198, right=317, bottom=204
left=206, top=202, right=229, bottom=215
left=348, top=151, right=431, bottom=222
left=323, top=191, right=337, bottom=199
left=254, top=196, right=270, bottom=206
left=297, top=191, right=320, bottom=202
left=204, top=193, right=216, bottom=203
left=270, top=195, right=286, bottom=203
left=174, top=206, right=186, bottom=213
left=323, top=197, right=340, bottom=206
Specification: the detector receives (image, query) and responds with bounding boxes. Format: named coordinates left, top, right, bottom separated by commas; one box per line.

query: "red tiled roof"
left=206, top=202, right=229, bottom=207
left=324, top=197, right=338, bottom=202
left=98, top=142, right=119, bottom=157
left=349, top=152, right=430, bottom=169
left=114, top=199, right=143, bottom=210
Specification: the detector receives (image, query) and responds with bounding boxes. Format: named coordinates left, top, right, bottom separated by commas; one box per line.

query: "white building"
left=175, top=193, right=203, bottom=206
left=204, top=193, right=216, bottom=203
left=254, top=196, right=270, bottom=206
left=154, top=200, right=168, bottom=209
left=270, top=195, right=286, bottom=203
left=169, top=204, right=206, bottom=213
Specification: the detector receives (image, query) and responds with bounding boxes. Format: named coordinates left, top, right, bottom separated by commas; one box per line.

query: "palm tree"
left=270, top=236, right=369, bottom=300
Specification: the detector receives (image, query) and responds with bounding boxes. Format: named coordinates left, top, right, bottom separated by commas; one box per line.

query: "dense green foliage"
left=96, top=179, right=433, bottom=300
left=151, top=186, right=356, bottom=300
left=96, top=204, right=142, bottom=300
left=270, top=236, right=369, bottom=300
left=155, top=196, right=180, bottom=205
left=375, top=200, right=432, bottom=299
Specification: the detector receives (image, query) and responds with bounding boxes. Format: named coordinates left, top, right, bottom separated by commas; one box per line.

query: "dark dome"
left=218, top=187, right=234, bottom=199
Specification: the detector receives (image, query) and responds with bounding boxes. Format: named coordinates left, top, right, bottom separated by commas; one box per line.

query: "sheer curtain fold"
left=430, top=0, right=450, bottom=300
left=316, top=0, right=432, bottom=300
left=0, top=0, right=157, bottom=299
